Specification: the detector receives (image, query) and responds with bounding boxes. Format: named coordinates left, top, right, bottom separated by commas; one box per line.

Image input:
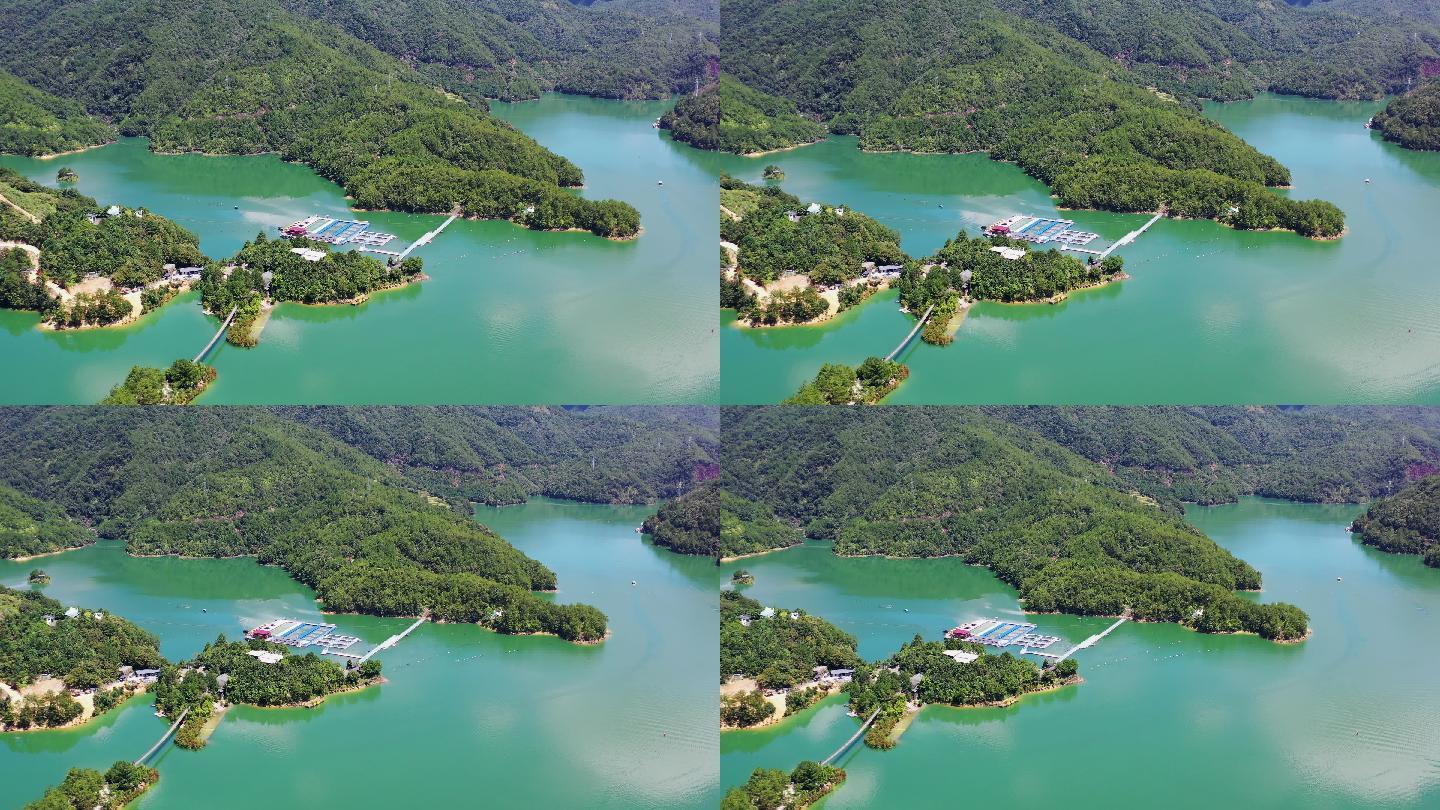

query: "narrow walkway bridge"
left=134, top=706, right=189, bottom=765
left=391, top=211, right=461, bottom=263
left=1049, top=616, right=1128, bottom=663
left=821, top=707, right=882, bottom=766
left=1064, top=211, right=1165, bottom=263
left=193, top=305, right=239, bottom=363
left=884, top=303, right=936, bottom=362
left=347, top=616, right=427, bottom=667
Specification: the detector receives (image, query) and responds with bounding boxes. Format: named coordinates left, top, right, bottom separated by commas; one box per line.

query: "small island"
left=762, top=165, right=784, bottom=181
left=55, top=168, right=77, bottom=184
left=0, top=586, right=165, bottom=733
left=784, top=357, right=908, bottom=405
left=27, top=569, right=49, bottom=585
left=102, top=359, right=216, bottom=405
left=25, top=761, right=159, bottom=810
left=198, top=233, right=425, bottom=348
left=723, top=761, right=846, bottom=810
left=846, top=635, right=1081, bottom=749
left=731, top=569, right=754, bottom=585
left=153, top=636, right=384, bottom=750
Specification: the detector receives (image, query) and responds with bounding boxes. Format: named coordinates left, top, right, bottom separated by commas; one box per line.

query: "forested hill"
left=0, top=484, right=91, bottom=560
left=0, top=0, right=641, bottom=238
left=280, top=0, right=717, bottom=102
left=278, top=406, right=718, bottom=507
left=1351, top=475, right=1440, bottom=568
left=1371, top=80, right=1440, bottom=151
left=722, top=408, right=1313, bottom=640
left=989, top=0, right=1440, bottom=102
left=0, top=586, right=165, bottom=690
left=641, top=484, right=719, bottom=556
left=0, top=408, right=721, bottom=642
left=988, top=407, right=1440, bottom=510
left=0, top=71, right=114, bottom=157
left=714, top=75, right=826, bottom=155
left=721, top=0, right=1353, bottom=237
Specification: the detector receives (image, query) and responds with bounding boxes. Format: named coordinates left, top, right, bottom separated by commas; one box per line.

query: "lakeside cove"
left=721, top=95, right=1440, bottom=404
left=720, top=499, right=1440, bottom=807
left=0, top=94, right=719, bottom=404
left=1, top=499, right=718, bottom=808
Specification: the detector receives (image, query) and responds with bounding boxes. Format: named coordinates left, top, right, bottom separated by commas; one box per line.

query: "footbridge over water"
left=821, top=707, right=882, bottom=766
left=335, top=616, right=428, bottom=667
left=386, top=210, right=462, bottom=264
left=193, top=305, right=239, bottom=363
left=884, top=303, right=936, bottom=362
left=134, top=706, right=189, bottom=765
left=1061, top=212, right=1164, bottom=264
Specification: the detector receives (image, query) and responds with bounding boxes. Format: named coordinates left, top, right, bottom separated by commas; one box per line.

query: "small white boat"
left=1364, top=179, right=1371, bottom=184
left=631, top=580, right=637, bottom=586
left=657, top=180, right=664, bottom=186
left=1337, top=577, right=1343, bottom=582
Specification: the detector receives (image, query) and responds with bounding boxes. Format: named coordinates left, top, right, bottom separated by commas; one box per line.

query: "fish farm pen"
left=247, top=618, right=362, bottom=652
left=986, top=215, right=1099, bottom=247
left=280, top=216, right=398, bottom=250
left=947, top=618, right=1062, bottom=650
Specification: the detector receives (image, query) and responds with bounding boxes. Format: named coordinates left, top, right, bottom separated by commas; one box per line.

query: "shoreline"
left=719, top=544, right=803, bottom=564
left=740, top=139, right=827, bottom=158
left=243, top=676, right=387, bottom=710
left=7, top=544, right=93, bottom=563
left=31, top=142, right=114, bottom=160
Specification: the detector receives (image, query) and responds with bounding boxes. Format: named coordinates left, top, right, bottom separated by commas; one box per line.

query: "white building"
left=290, top=247, right=326, bottom=262
left=943, top=649, right=979, bottom=664
left=246, top=650, right=284, bottom=665
left=989, top=245, right=1026, bottom=261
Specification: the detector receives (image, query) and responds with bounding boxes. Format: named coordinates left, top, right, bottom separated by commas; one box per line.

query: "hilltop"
left=0, top=71, right=113, bottom=157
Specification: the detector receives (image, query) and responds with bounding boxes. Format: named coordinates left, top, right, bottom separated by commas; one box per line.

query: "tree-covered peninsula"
left=659, top=84, right=720, bottom=151
left=0, top=168, right=208, bottom=328
left=0, top=0, right=641, bottom=238
left=1, top=586, right=164, bottom=731
left=722, top=761, right=846, bottom=810
left=101, top=360, right=217, bottom=405
left=720, top=491, right=803, bottom=560
left=1371, top=80, right=1440, bottom=151
left=641, top=484, right=719, bottom=556
left=0, top=71, right=114, bottom=158
left=722, top=407, right=1312, bottom=641
left=716, top=74, right=828, bottom=155
left=721, top=0, right=1349, bottom=237
left=1351, top=475, right=1440, bottom=567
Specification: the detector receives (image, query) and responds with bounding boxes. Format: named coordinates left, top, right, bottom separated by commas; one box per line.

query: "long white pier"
left=1052, top=616, right=1128, bottom=663
left=392, top=212, right=461, bottom=263
left=1074, top=211, right=1165, bottom=264
left=349, top=616, right=427, bottom=666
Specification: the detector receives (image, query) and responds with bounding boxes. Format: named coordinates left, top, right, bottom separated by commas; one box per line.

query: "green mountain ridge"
left=0, top=0, right=643, bottom=237
left=1351, top=475, right=1440, bottom=567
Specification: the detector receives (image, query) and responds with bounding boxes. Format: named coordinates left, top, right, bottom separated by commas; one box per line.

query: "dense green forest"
left=721, top=176, right=905, bottom=287
left=24, top=762, right=158, bottom=810
left=1351, top=475, right=1440, bottom=567
left=101, top=360, right=216, bottom=405
left=721, top=0, right=1347, bottom=236
left=659, top=83, right=719, bottom=151
left=991, top=0, right=1440, bottom=102
left=277, top=406, right=719, bottom=507
left=720, top=590, right=860, bottom=688
left=0, top=484, right=91, bottom=559
left=716, top=74, right=827, bottom=155
left=0, top=70, right=114, bottom=157
left=721, top=408, right=1311, bottom=640
left=900, top=233, right=1124, bottom=313
left=722, top=761, right=846, bottom=810
left=0, top=0, right=640, bottom=237
left=0, top=408, right=636, bottom=642
left=1372, top=80, right=1440, bottom=151
left=719, top=490, right=803, bottom=559
left=641, top=483, right=718, bottom=556
left=280, top=0, right=716, bottom=102
left=0, top=586, right=165, bottom=691
left=990, top=406, right=1440, bottom=510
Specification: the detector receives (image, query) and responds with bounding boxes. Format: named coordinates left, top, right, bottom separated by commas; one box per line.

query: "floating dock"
left=986, top=215, right=1098, bottom=247
left=280, top=216, right=396, bottom=248
left=248, top=618, right=360, bottom=650
left=946, top=617, right=1061, bottom=649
